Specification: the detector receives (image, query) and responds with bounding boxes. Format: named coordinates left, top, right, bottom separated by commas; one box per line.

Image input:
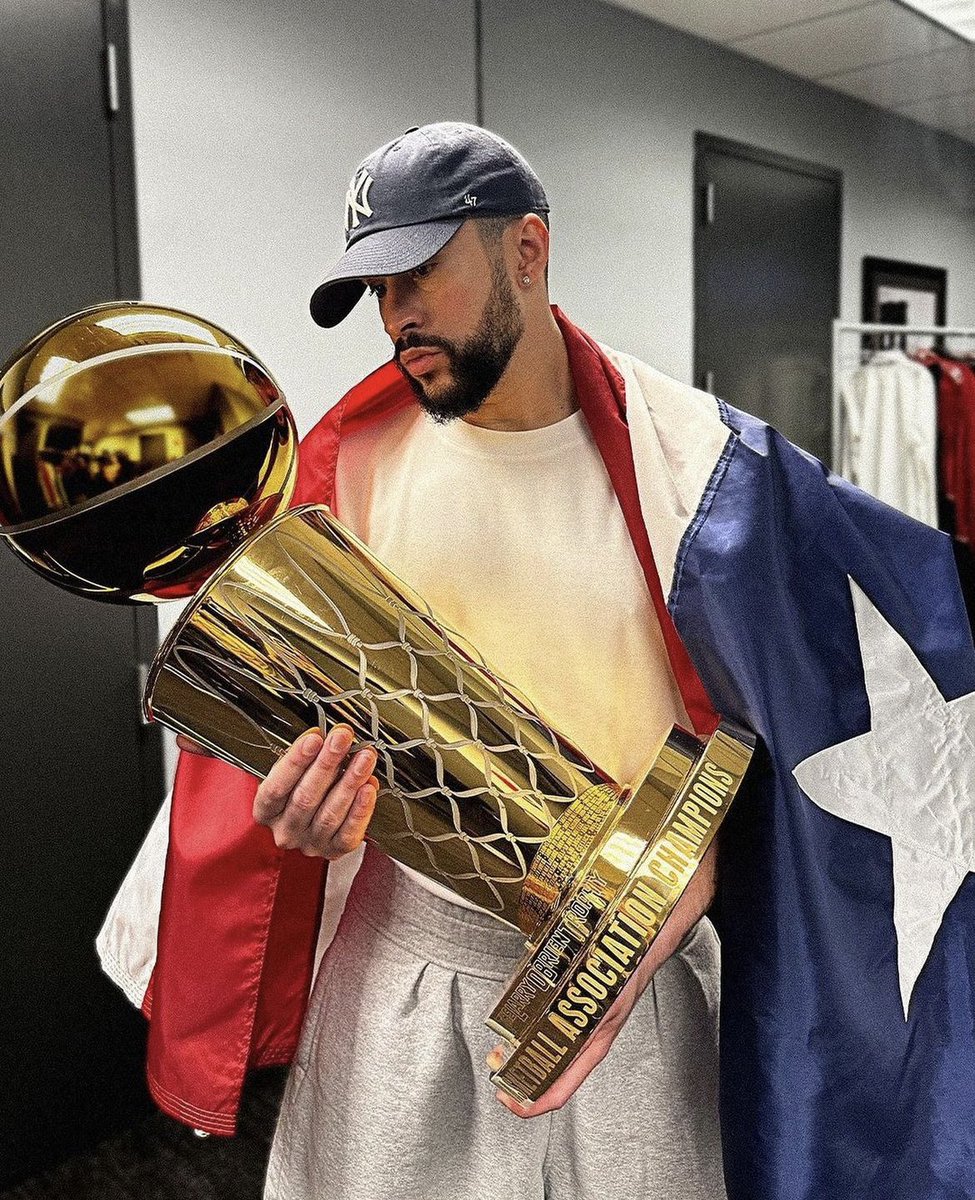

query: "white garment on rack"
left=839, top=349, right=938, bottom=527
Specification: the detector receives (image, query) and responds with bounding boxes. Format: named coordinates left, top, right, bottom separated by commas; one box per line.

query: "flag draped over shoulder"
left=673, top=405, right=975, bottom=1199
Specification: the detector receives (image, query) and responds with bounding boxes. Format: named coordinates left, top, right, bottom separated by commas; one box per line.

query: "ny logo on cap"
left=345, top=169, right=375, bottom=232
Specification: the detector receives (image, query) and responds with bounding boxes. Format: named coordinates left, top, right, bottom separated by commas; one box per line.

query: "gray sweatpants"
left=264, top=847, right=726, bottom=1200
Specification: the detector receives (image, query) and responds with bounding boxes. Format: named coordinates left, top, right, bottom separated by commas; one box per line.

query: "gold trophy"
left=0, top=303, right=754, bottom=1104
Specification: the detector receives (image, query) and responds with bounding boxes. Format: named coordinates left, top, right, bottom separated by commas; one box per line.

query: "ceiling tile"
left=605, top=0, right=975, bottom=148
left=728, top=1, right=960, bottom=80
left=896, top=86, right=975, bottom=127
left=823, top=42, right=975, bottom=106
left=606, top=0, right=867, bottom=45
left=898, top=0, right=975, bottom=44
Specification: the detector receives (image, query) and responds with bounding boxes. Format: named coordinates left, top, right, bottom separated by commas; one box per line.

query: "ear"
left=512, top=214, right=549, bottom=288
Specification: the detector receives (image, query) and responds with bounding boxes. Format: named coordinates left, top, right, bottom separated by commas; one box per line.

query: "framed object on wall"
left=861, top=256, right=947, bottom=351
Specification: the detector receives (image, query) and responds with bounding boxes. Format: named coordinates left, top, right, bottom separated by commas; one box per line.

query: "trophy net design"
left=0, top=303, right=754, bottom=1106
left=146, top=504, right=612, bottom=923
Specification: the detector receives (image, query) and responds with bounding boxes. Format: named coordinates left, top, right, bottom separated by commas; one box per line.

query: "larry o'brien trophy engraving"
left=0, top=303, right=754, bottom=1105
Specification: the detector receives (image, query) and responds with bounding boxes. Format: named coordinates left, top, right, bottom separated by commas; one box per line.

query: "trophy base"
left=487, top=720, right=754, bottom=1106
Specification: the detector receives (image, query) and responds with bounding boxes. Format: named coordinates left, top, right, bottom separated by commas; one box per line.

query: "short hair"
left=474, top=212, right=551, bottom=284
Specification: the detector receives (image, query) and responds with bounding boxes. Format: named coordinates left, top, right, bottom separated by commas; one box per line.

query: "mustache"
left=394, top=333, right=456, bottom=360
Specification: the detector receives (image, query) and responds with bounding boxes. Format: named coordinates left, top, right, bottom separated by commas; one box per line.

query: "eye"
left=366, top=281, right=386, bottom=299
left=411, top=261, right=435, bottom=280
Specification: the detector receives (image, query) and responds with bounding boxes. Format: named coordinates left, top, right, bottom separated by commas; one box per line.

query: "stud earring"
left=521, top=275, right=531, bottom=286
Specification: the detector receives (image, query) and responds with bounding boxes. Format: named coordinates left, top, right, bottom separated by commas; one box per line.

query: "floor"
left=0, top=1069, right=287, bottom=1200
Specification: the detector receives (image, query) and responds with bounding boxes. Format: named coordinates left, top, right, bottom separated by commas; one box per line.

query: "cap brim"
left=309, top=218, right=464, bottom=328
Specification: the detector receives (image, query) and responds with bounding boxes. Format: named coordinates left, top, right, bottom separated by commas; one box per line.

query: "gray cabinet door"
left=0, top=0, right=164, bottom=1184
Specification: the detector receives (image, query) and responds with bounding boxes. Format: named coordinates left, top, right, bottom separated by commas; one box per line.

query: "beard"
left=394, top=260, right=524, bottom=424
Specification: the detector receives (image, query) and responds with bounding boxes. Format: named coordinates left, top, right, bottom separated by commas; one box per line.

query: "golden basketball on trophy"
left=0, top=302, right=753, bottom=1104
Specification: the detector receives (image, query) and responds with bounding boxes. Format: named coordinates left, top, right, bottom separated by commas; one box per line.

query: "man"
left=102, top=121, right=975, bottom=1200
left=248, top=121, right=727, bottom=1198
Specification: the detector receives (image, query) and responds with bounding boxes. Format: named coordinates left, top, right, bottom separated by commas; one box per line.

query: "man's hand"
left=488, top=840, right=719, bottom=1118
left=176, top=726, right=380, bottom=859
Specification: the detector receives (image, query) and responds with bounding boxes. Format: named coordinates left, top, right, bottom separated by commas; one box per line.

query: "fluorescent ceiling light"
left=899, top=0, right=975, bottom=42
left=35, top=356, right=78, bottom=394
left=125, top=403, right=177, bottom=425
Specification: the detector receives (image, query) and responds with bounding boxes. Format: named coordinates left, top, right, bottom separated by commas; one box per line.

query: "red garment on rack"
left=913, top=349, right=975, bottom=544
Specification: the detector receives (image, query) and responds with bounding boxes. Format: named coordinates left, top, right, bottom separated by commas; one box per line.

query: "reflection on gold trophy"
left=0, top=303, right=754, bottom=1104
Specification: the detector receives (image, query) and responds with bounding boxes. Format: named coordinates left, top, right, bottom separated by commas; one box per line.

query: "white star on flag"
left=793, top=577, right=975, bottom=1018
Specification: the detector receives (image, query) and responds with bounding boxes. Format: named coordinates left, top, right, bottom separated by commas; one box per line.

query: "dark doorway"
left=693, top=133, right=842, bottom=464
left=0, top=0, right=163, bottom=1186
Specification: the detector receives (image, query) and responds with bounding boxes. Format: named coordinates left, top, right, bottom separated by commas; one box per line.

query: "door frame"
left=103, top=0, right=165, bottom=820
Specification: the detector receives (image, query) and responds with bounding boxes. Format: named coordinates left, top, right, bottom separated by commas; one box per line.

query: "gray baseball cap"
left=310, top=122, right=549, bottom=328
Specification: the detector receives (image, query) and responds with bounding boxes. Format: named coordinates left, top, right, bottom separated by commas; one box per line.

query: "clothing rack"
left=831, top=320, right=975, bottom=472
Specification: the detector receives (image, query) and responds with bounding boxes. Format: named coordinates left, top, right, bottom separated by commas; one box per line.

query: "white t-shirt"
left=334, top=402, right=688, bottom=907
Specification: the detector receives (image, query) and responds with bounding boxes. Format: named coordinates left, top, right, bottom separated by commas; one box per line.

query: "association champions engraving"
left=496, top=758, right=736, bottom=1099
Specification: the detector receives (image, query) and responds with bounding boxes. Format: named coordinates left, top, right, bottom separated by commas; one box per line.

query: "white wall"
left=128, top=0, right=476, bottom=435
left=128, top=0, right=476, bottom=782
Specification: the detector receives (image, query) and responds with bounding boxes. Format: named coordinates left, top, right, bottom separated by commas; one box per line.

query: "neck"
left=461, top=304, right=577, bottom=431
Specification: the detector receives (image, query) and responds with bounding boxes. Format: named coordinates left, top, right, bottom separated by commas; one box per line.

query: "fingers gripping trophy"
left=0, top=298, right=753, bottom=1105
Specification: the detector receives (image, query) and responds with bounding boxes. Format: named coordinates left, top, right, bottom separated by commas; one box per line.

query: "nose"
left=380, top=276, right=423, bottom=341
